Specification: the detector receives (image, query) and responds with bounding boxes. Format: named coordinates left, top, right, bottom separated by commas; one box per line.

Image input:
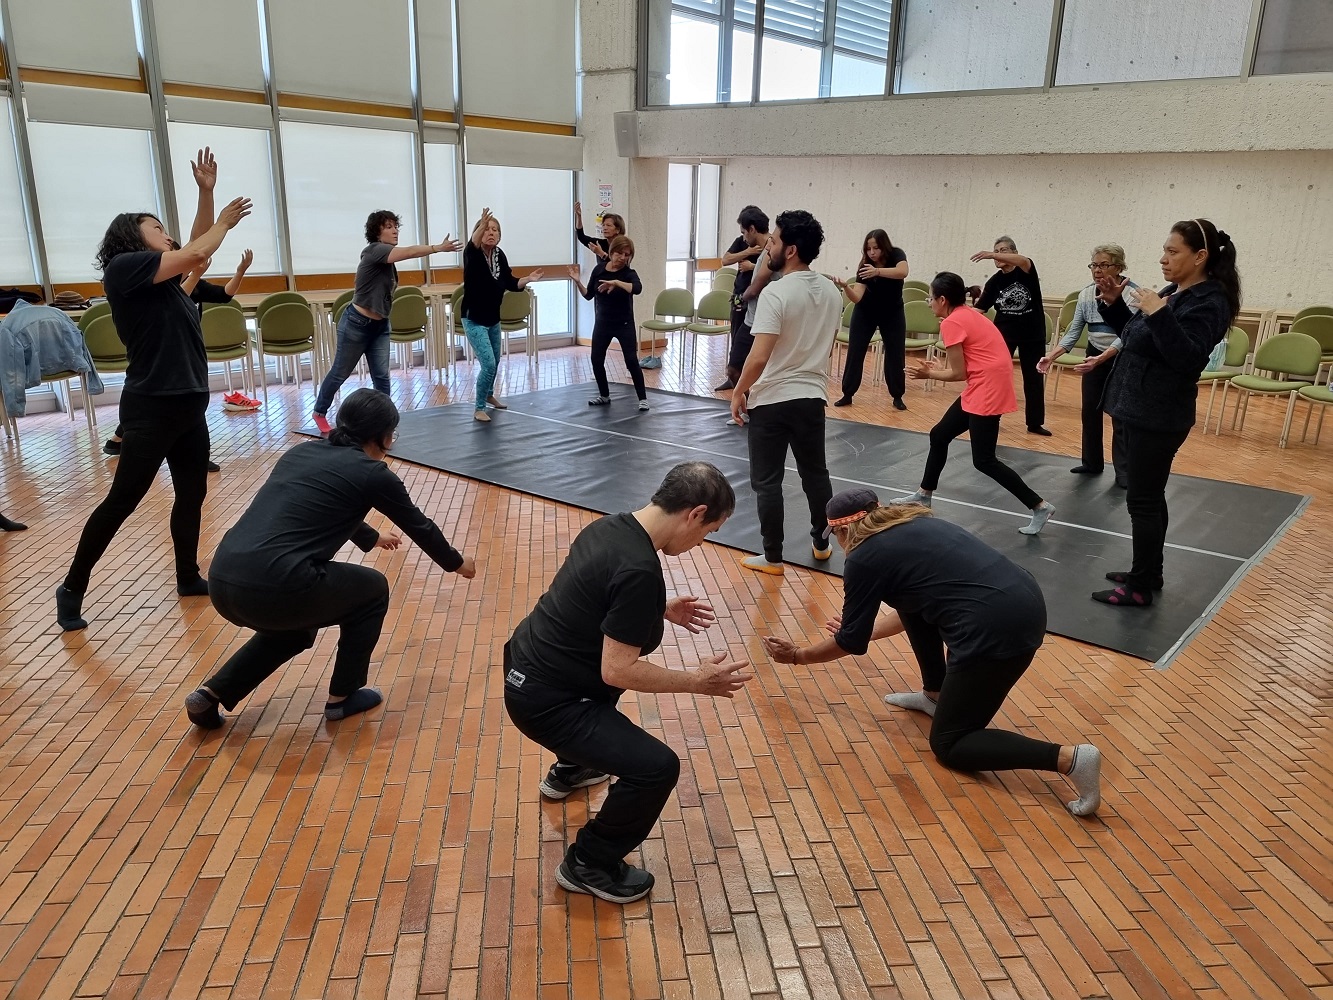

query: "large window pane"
left=1056, top=0, right=1249, bottom=85
left=666, top=163, right=695, bottom=261
left=694, top=163, right=721, bottom=259
left=280, top=123, right=418, bottom=274
left=463, top=165, right=572, bottom=266
left=759, top=35, right=824, bottom=101
left=0, top=99, right=36, bottom=285
left=1254, top=0, right=1333, bottom=76
left=897, top=0, right=1054, bottom=93
left=530, top=280, right=572, bottom=336
left=168, top=123, right=281, bottom=276
left=27, top=123, right=160, bottom=283
left=424, top=144, right=461, bottom=270
left=669, top=15, right=722, bottom=105
left=730, top=29, right=756, bottom=101
left=831, top=52, right=886, bottom=97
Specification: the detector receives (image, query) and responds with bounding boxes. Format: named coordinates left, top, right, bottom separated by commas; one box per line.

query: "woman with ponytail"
left=1090, top=219, right=1239, bottom=608
left=184, top=389, right=476, bottom=731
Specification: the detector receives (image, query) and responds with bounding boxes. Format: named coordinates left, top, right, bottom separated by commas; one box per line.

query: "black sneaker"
left=207, top=460, right=221, bottom=473
left=556, top=846, right=654, bottom=904
left=103, top=438, right=121, bottom=456
left=540, top=763, right=610, bottom=800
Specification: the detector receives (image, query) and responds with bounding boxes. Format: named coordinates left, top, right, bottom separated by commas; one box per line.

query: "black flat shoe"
left=1070, top=465, right=1103, bottom=475
left=892, top=398, right=907, bottom=411
left=1028, top=426, right=1053, bottom=437
left=833, top=396, right=853, bottom=407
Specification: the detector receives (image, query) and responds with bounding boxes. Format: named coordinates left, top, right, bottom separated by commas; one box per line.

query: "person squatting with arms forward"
left=503, top=462, right=752, bottom=903
left=185, top=389, right=476, bottom=729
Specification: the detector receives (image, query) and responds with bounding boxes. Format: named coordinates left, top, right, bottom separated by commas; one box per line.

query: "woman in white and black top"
left=311, top=211, right=461, bottom=434
left=971, top=236, right=1050, bottom=435
left=1038, top=244, right=1139, bottom=486
left=462, top=208, right=543, bottom=422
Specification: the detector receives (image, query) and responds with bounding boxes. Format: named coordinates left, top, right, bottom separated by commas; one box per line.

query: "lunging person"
left=568, top=235, right=648, bottom=410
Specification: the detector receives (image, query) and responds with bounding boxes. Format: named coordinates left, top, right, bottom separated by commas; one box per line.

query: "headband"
left=827, top=507, right=876, bottom=529
left=1191, top=219, right=1210, bottom=255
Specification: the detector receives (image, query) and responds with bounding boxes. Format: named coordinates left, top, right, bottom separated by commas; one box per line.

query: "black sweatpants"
left=920, top=397, right=1043, bottom=510
left=1078, top=348, right=1126, bottom=479
left=900, top=612, right=1060, bottom=772
left=1120, top=422, right=1191, bottom=592
left=503, top=652, right=680, bottom=871
left=1002, top=332, right=1046, bottom=429
left=591, top=320, right=647, bottom=400
left=842, top=303, right=906, bottom=401
left=205, top=564, right=390, bottom=710
left=727, top=308, right=755, bottom=377
left=746, top=396, right=833, bottom=562
left=65, top=390, right=210, bottom=594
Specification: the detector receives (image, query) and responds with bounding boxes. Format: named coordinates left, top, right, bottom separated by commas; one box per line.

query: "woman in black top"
left=971, top=236, right=1050, bottom=435
left=833, top=229, right=909, bottom=410
left=568, top=235, right=648, bottom=410
left=574, top=201, right=625, bottom=261
left=184, top=390, right=476, bottom=729
left=761, top=488, right=1102, bottom=817
left=55, top=195, right=252, bottom=632
left=462, top=208, right=543, bottom=423
left=1090, top=219, right=1238, bottom=608
left=311, top=211, right=460, bottom=434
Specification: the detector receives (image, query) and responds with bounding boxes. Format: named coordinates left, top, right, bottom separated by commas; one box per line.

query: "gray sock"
left=884, top=691, right=937, bottom=717
left=1019, top=503, right=1054, bottom=536
left=1066, top=744, right=1102, bottom=816
left=891, top=491, right=932, bottom=508
left=325, top=686, right=383, bottom=722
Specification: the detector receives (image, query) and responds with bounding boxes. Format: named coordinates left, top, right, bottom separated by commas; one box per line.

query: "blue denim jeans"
left=463, top=318, right=503, bottom=410
left=313, top=306, right=391, bottom=415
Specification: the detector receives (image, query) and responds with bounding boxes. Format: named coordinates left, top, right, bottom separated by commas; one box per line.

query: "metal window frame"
left=642, top=0, right=1276, bottom=109
left=0, top=0, right=50, bottom=298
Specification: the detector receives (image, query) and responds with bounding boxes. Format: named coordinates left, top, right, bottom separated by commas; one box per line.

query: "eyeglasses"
left=390, top=430, right=400, bottom=445
left=1088, top=262, right=1119, bottom=271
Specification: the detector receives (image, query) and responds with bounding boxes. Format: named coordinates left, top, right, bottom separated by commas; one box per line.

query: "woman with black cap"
left=183, top=389, right=476, bottom=730
left=761, top=487, right=1102, bottom=817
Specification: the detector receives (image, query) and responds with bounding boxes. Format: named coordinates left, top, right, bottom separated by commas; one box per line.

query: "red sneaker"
left=312, top=413, right=332, bottom=437
left=222, top=391, right=262, bottom=412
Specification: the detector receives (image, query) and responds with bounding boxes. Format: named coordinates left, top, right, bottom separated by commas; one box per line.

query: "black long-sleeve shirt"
left=209, top=440, right=464, bottom=590
left=462, top=243, right=520, bottom=326
left=576, top=226, right=609, bottom=258
left=578, top=262, right=641, bottom=327
left=1097, top=279, right=1230, bottom=433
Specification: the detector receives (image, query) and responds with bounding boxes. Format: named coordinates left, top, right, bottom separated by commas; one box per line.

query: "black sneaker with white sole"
left=556, top=845, right=654, bottom=904
left=540, top=763, right=610, bottom=800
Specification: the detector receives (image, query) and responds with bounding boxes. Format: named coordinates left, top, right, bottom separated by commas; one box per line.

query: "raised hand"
left=831, top=276, right=849, bottom=292
left=1130, top=285, right=1167, bottom=315
left=574, top=201, right=583, bottom=226
left=1095, top=274, right=1129, bottom=304
left=217, top=197, right=252, bottom=229
left=236, top=249, right=254, bottom=274
left=435, top=235, right=464, bottom=253
left=665, top=596, right=717, bottom=633
left=969, top=250, right=994, bottom=263
left=590, top=242, right=609, bottom=260
left=527, top=268, right=545, bottom=282
left=858, top=263, right=879, bottom=281
left=191, top=147, right=217, bottom=191
left=567, top=264, right=582, bottom=282
left=374, top=532, right=402, bottom=551
left=694, top=653, right=753, bottom=698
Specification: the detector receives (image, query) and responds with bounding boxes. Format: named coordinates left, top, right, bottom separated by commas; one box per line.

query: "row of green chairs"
left=1219, top=331, right=1330, bottom=447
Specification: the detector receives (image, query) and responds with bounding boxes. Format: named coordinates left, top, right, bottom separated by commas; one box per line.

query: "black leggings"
left=503, top=650, right=680, bottom=871
left=65, top=390, right=210, bottom=594
left=205, top=563, right=390, bottom=710
left=591, top=320, right=647, bottom=400
left=920, top=397, right=1042, bottom=510
left=1002, top=332, right=1046, bottom=429
left=842, top=303, right=906, bottom=400
left=900, top=612, right=1060, bottom=772
left=1121, top=422, right=1191, bottom=591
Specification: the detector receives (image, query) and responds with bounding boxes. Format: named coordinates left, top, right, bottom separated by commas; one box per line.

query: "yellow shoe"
left=473, top=410, right=491, bottom=423
left=487, top=395, right=508, bottom=410
left=741, top=555, right=784, bottom=576
left=812, top=542, right=832, bottom=561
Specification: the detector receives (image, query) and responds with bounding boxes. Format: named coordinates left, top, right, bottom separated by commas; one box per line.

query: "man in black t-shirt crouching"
left=503, top=461, right=752, bottom=903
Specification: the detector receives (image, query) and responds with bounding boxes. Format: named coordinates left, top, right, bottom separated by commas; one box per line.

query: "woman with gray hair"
left=1038, top=244, right=1139, bottom=486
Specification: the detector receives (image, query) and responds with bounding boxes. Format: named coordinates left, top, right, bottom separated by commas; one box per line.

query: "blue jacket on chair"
left=0, top=300, right=106, bottom=417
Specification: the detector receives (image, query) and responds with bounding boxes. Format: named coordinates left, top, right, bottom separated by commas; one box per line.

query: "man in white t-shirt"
left=730, top=210, right=841, bottom=576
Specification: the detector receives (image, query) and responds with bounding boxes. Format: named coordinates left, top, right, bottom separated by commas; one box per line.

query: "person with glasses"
left=312, top=211, right=462, bottom=435
left=184, top=389, right=477, bottom=730
left=970, top=236, right=1051, bottom=435
left=1038, top=245, right=1139, bottom=487
left=895, top=272, right=1056, bottom=535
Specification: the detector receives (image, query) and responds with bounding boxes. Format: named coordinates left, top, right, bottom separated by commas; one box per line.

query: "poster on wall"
left=596, top=183, right=613, bottom=237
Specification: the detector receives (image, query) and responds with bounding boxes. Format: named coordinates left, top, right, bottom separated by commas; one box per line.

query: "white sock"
left=884, top=691, right=937, bottom=717
left=1066, top=744, right=1102, bottom=816
left=1019, top=502, right=1054, bottom=535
